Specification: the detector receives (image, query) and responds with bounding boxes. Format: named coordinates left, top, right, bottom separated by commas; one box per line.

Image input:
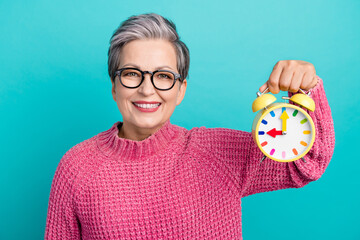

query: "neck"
left=118, top=122, right=165, bottom=141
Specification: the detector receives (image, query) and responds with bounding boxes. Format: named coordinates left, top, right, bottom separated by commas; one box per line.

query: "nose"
left=138, top=73, right=156, bottom=96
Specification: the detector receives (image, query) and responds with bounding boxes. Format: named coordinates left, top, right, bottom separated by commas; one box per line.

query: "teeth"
left=134, top=103, right=160, bottom=109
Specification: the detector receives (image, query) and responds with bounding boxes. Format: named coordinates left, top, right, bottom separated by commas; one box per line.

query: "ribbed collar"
left=96, top=120, right=179, bottom=161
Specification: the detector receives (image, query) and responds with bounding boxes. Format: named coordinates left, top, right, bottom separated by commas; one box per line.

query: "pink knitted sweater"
left=45, top=78, right=335, bottom=239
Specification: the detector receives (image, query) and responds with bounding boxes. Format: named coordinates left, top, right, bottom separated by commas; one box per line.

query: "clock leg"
left=301, top=157, right=307, bottom=163
left=260, top=155, right=266, bottom=163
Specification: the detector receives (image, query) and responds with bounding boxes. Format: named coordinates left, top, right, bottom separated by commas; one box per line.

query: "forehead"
left=120, top=39, right=177, bottom=70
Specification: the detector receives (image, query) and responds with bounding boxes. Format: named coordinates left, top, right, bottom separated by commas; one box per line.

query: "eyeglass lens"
left=120, top=69, right=175, bottom=90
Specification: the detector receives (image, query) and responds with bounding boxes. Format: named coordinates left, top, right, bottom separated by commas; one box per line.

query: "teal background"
left=0, top=0, right=359, bottom=239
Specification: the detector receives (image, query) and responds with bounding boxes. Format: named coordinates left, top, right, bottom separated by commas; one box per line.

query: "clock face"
left=255, top=104, right=315, bottom=162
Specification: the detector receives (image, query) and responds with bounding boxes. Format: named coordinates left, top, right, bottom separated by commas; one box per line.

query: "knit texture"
left=45, top=77, right=335, bottom=239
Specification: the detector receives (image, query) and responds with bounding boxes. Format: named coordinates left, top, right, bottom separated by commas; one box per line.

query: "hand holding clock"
left=252, top=61, right=317, bottom=161
left=259, top=60, right=318, bottom=94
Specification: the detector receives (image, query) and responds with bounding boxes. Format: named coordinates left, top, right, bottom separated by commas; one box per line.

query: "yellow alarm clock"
left=252, top=88, right=316, bottom=163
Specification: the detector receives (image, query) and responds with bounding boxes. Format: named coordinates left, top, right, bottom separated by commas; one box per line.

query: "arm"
left=45, top=152, right=81, bottom=239
left=241, top=76, right=335, bottom=197
left=191, top=77, right=334, bottom=197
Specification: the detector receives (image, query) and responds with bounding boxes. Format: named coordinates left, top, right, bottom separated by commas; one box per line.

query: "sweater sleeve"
left=192, top=76, right=335, bottom=198
left=45, top=150, right=81, bottom=239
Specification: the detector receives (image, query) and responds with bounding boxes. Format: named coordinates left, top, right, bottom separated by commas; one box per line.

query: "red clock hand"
left=267, top=128, right=283, bottom=138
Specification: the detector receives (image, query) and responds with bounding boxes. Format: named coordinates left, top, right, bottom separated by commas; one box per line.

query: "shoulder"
left=63, top=122, right=120, bottom=164
left=174, top=125, right=253, bottom=153
left=54, top=130, right=105, bottom=184
left=174, top=125, right=258, bottom=164
left=62, top=136, right=97, bottom=162
left=186, top=125, right=251, bottom=142
left=56, top=136, right=96, bottom=170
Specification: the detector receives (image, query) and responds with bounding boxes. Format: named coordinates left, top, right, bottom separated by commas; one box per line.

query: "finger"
left=289, top=71, right=304, bottom=93
left=307, top=75, right=318, bottom=90
left=259, top=82, right=268, bottom=93
left=300, top=72, right=315, bottom=91
left=278, top=69, right=294, bottom=92
left=267, top=64, right=283, bottom=94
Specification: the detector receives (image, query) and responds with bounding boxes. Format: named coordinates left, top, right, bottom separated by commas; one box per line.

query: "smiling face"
left=111, top=39, right=187, bottom=140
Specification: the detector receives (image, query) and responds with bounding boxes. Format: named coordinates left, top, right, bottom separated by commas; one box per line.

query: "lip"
left=132, top=101, right=161, bottom=113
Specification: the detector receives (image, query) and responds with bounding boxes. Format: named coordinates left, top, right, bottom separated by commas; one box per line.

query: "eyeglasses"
left=114, top=67, right=182, bottom=91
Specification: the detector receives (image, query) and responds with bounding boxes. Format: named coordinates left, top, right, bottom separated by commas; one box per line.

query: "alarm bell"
left=252, top=88, right=315, bottom=112
left=252, top=93, right=276, bottom=112
left=289, top=93, right=315, bottom=112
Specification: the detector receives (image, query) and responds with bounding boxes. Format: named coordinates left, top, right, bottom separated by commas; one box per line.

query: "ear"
left=176, top=79, right=187, bottom=106
left=111, top=79, right=116, bottom=101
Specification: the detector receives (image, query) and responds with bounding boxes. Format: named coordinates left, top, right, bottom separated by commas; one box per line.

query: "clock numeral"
left=292, top=148, right=298, bottom=155
left=270, top=149, right=275, bottom=155
left=300, top=118, right=308, bottom=124
left=293, top=110, right=298, bottom=117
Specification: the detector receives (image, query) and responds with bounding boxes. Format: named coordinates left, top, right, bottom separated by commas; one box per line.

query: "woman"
left=45, top=13, right=335, bottom=239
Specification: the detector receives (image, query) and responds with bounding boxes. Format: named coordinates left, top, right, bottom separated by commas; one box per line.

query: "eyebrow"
left=121, top=63, right=175, bottom=71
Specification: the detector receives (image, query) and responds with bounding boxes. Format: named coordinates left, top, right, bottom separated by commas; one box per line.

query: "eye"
left=156, top=72, right=174, bottom=80
left=125, top=72, right=139, bottom=77
left=158, top=74, right=170, bottom=79
left=121, top=69, right=141, bottom=78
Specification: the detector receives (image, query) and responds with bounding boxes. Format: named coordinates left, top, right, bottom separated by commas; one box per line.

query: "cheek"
left=115, top=88, right=133, bottom=108
left=161, top=91, right=179, bottom=105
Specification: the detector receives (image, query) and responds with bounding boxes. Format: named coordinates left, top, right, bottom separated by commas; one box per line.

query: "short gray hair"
left=108, top=13, right=190, bottom=82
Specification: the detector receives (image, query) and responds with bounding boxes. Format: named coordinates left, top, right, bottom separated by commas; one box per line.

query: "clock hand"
left=267, top=128, right=283, bottom=138
left=280, top=110, right=289, bottom=135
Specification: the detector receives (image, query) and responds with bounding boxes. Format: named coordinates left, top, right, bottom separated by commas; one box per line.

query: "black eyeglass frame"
left=114, top=67, right=182, bottom=91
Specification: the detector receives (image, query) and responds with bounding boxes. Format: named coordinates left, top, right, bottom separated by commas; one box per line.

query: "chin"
left=133, top=118, right=166, bottom=130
